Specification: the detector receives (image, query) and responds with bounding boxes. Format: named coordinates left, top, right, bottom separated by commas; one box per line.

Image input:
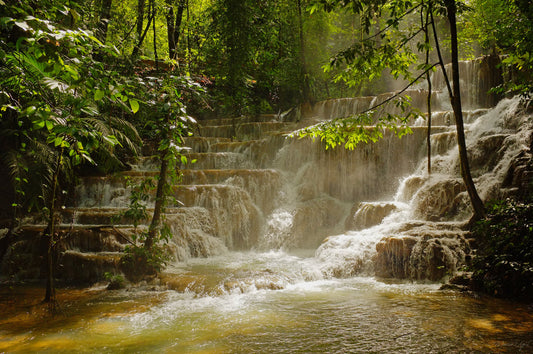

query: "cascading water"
left=312, top=96, right=530, bottom=281
left=2, top=57, right=532, bottom=352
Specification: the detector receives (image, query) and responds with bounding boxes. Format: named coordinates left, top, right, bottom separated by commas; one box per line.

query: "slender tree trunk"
left=96, top=0, right=113, bottom=43
left=186, top=0, right=191, bottom=71
left=166, top=0, right=176, bottom=58
left=166, top=0, right=186, bottom=59
left=152, top=0, right=158, bottom=70
left=424, top=1, right=432, bottom=175
left=297, top=0, right=311, bottom=103
left=44, top=152, right=62, bottom=304
left=444, top=0, right=485, bottom=220
left=144, top=153, right=168, bottom=251
left=133, top=0, right=150, bottom=57
left=136, top=0, right=146, bottom=41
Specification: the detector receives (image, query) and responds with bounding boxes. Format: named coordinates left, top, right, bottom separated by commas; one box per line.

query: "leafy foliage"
left=290, top=0, right=439, bottom=151
left=459, top=0, right=533, bottom=100
left=292, top=105, right=415, bottom=150
left=310, top=0, right=426, bottom=89
left=471, top=199, right=533, bottom=300
left=0, top=3, right=142, bottom=221
left=118, top=74, right=200, bottom=279
left=120, top=242, right=171, bottom=281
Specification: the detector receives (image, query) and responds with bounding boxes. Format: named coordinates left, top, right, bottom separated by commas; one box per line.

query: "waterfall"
left=314, top=96, right=530, bottom=280
left=2, top=57, right=530, bottom=284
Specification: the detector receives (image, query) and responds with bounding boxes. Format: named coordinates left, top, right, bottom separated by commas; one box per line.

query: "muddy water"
left=1, top=250, right=532, bottom=353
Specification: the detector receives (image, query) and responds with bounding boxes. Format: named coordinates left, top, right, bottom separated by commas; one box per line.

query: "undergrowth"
left=471, top=198, right=533, bottom=300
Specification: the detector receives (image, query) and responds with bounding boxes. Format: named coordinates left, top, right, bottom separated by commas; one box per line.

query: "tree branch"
left=356, top=62, right=438, bottom=117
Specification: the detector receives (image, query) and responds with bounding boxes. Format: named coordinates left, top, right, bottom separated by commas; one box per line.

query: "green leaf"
left=33, top=120, right=45, bottom=129
left=94, top=89, right=105, bottom=101
left=103, top=135, right=120, bottom=147
left=129, top=99, right=139, bottom=113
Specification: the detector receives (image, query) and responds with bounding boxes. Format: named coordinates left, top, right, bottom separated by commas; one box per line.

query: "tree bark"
left=132, top=0, right=148, bottom=57
left=136, top=0, right=146, bottom=41
left=166, top=0, right=186, bottom=59
left=44, top=151, right=62, bottom=304
left=424, top=1, right=432, bottom=175
left=96, top=0, right=113, bottom=43
left=152, top=0, right=158, bottom=69
left=166, top=0, right=176, bottom=58
left=143, top=153, right=168, bottom=251
left=297, top=0, right=311, bottom=103
left=444, top=0, right=485, bottom=220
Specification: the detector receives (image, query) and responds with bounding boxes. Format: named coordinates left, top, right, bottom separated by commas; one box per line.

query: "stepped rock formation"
left=1, top=55, right=531, bottom=284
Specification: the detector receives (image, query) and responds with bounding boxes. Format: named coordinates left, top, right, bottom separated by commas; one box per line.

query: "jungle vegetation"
left=0, top=0, right=531, bottom=301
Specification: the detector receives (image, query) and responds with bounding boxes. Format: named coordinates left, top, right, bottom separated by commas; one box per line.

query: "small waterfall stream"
left=1, top=57, right=532, bottom=352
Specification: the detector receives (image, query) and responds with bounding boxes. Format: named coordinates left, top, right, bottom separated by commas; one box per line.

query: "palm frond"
left=13, top=51, right=47, bottom=79
left=1, top=150, right=27, bottom=186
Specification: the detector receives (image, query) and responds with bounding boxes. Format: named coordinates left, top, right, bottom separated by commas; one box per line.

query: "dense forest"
left=1, top=0, right=532, bottom=303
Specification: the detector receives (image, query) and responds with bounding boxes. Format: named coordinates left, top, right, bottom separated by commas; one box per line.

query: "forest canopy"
left=1, top=0, right=531, bottom=217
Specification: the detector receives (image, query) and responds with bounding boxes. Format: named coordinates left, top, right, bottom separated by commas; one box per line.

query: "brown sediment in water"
left=0, top=285, right=166, bottom=336
left=0, top=285, right=104, bottom=334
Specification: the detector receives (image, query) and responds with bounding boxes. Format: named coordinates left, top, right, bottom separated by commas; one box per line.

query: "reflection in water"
left=1, top=251, right=532, bottom=353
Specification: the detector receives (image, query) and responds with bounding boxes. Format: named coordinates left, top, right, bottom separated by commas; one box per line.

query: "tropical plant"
left=471, top=199, right=533, bottom=299
left=0, top=2, right=141, bottom=303
left=119, top=74, right=201, bottom=280
left=459, top=0, right=533, bottom=101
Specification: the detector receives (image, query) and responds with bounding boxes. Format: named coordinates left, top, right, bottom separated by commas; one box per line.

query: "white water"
left=307, top=96, right=529, bottom=279
left=3, top=59, right=533, bottom=352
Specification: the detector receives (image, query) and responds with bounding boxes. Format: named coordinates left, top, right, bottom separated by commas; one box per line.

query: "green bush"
left=119, top=241, right=170, bottom=282
left=471, top=199, right=533, bottom=300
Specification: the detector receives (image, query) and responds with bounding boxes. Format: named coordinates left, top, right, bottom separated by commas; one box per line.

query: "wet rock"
left=160, top=273, right=209, bottom=294
left=373, top=224, right=471, bottom=281
left=374, top=236, right=418, bottom=278
left=345, top=202, right=398, bottom=231
left=60, top=251, right=121, bottom=284
left=468, top=134, right=508, bottom=177
left=448, top=271, right=473, bottom=286
left=412, top=178, right=466, bottom=220
left=290, top=197, right=349, bottom=249
left=396, top=176, right=426, bottom=203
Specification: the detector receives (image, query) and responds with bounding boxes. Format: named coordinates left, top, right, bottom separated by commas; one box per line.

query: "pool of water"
left=1, top=251, right=532, bottom=353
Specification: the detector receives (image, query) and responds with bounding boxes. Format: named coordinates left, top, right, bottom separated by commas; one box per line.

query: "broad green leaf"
left=33, top=120, right=45, bottom=129
left=129, top=99, right=139, bottom=113
left=94, top=89, right=105, bottom=101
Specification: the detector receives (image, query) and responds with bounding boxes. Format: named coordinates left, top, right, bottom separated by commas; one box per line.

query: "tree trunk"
left=297, top=0, right=311, bottom=103
left=144, top=153, right=168, bottom=251
left=96, top=0, right=113, bottom=43
left=445, top=0, right=485, bottom=220
left=166, top=0, right=176, bottom=58
left=132, top=0, right=149, bottom=57
left=44, top=152, right=62, bottom=304
left=424, top=1, right=432, bottom=175
left=166, top=0, right=186, bottom=59
left=152, top=0, right=158, bottom=69
left=136, top=0, right=146, bottom=41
